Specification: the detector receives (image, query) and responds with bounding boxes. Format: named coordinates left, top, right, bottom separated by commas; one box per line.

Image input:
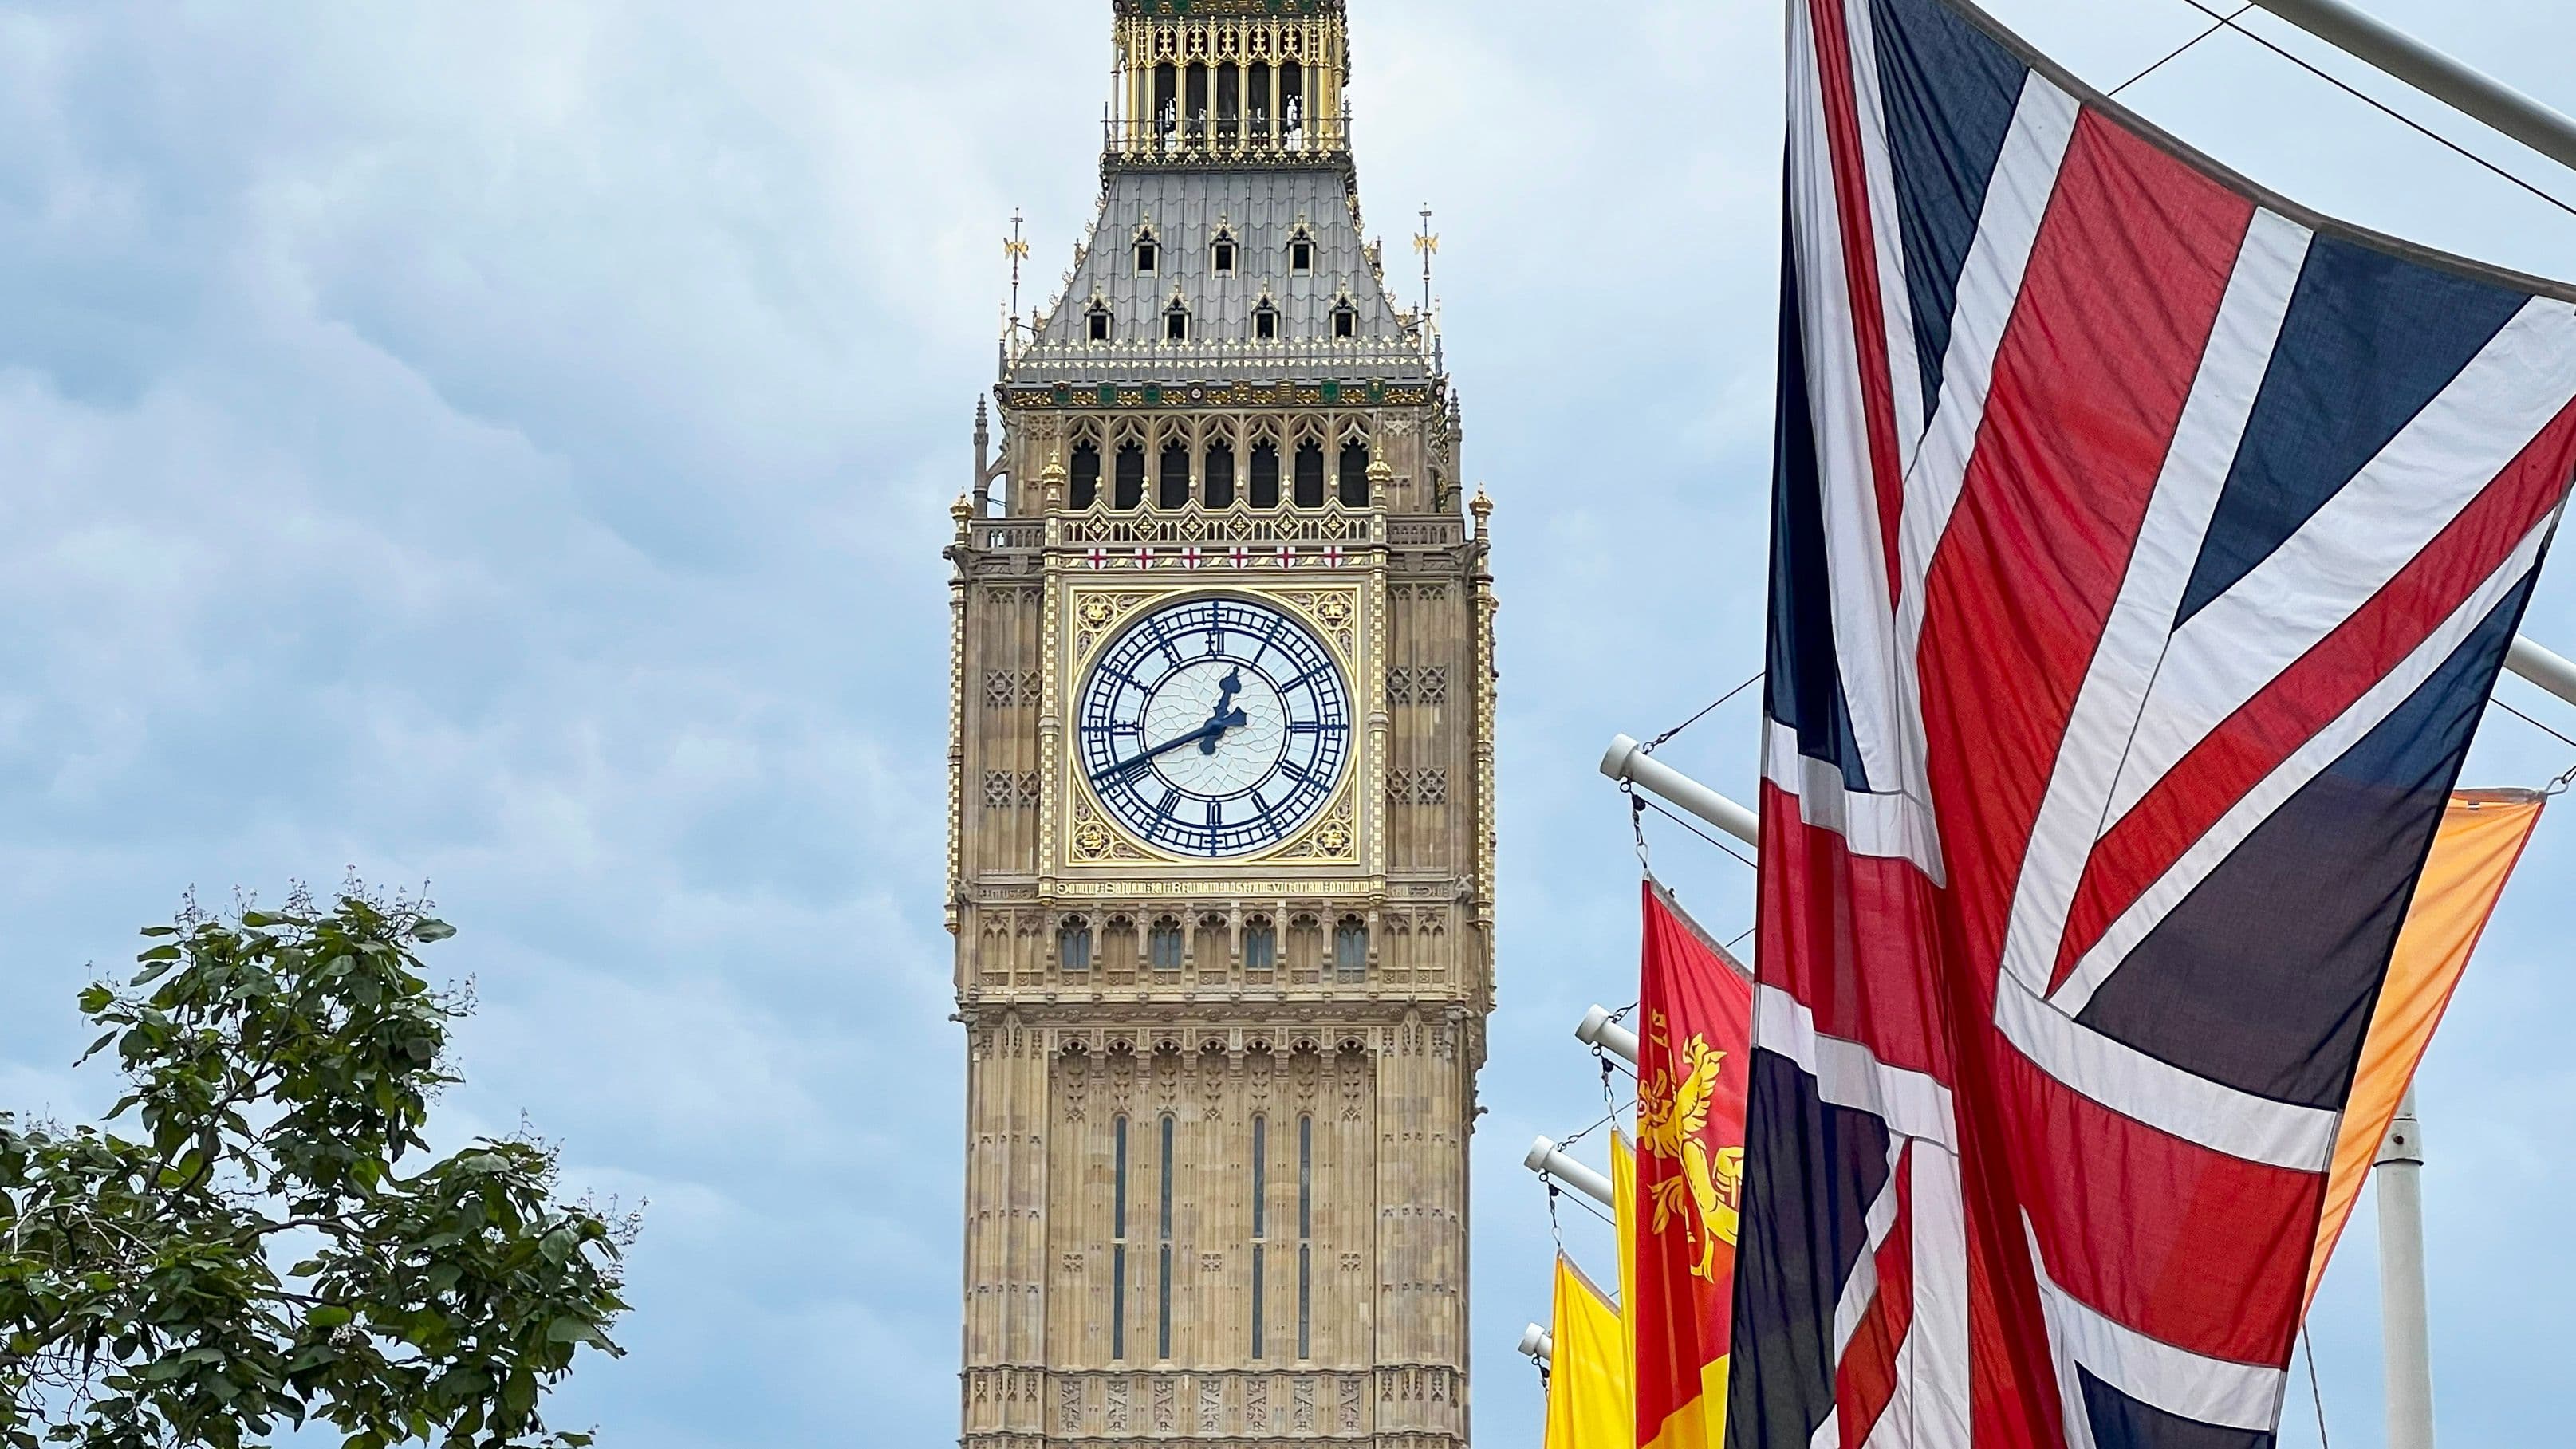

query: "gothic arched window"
left=1250, top=441, right=1282, bottom=509
left=1203, top=439, right=1235, bottom=509
left=1338, top=439, right=1372, bottom=508
left=1333, top=916, right=1369, bottom=980
left=1059, top=917, right=1094, bottom=973
left=1113, top=1113, right=1131, bottom=1360
left=1114, top=441, right=1145, bottom=510
left=1297, top=1112, right=1314, bottom=1360
left=1293, top=440, right=1325, bottom=510
left=1158, top=443, right=1191, bottom=510
left=1242, top=915, right=1277, bottom=972
left=1148, top=917, right=1185, bottom=971
left=1158, top=1113, right=1177, bottom=1360
left=1069, top=443, right=1101, bottom=510
left=1251, top=1113, right=1269, bottom=1360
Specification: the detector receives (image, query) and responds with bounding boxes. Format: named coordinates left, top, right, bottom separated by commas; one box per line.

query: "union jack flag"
left=1739, top=1, right=2576, bottom=1446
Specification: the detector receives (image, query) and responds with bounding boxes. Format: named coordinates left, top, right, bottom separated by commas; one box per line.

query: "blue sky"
left=5, top=2, right=2576, bottom=1444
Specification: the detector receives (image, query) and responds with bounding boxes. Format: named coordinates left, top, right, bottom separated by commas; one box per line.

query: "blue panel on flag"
left=1727, top=1049, right=1893, bottom=1449
left=2176, top=235, right=2527, bottom=627
left=1867, top=0, right=2028, bottom=419
left=1768, top=225, right=1874, bottom=792
left=2078, top=1368, right=2274, bottom=1449
left=2078, top=581, right=2531, bottom=1108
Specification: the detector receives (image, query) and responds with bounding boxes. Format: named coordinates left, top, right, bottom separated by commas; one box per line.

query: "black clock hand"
left=1093, top=708, right=1249, bottom=782
left=1200, top=669, right=1245, bottom=754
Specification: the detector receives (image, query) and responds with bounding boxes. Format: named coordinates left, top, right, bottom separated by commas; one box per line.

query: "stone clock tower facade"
left=944, top=4, right=1495, bottom=1447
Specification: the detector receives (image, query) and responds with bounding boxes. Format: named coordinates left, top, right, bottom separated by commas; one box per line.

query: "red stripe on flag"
left=1836, top=1144, right=1917, bottom=1449
left=1759, top=782, right=1950, bottom=1079
left=1806, top=0, right=1909, bottom=594
left=1912, top=108, right=2254, bottom=1010
left=1997, top=1046, right=2322, bottom=1364
left=2050, top=398, right=2576, bottom=986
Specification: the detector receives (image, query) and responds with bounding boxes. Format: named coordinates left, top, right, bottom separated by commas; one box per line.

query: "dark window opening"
left=1060, top=919, right=1093, bottom=971
left=1204, top=442, right=1236, bottom=509
left=1250, top=443, right=1282, bottom=509
left=1282, top=61, right=1305, bottom=140
left=1293, top=440, right=1325, bottom=509
left=1070, top=443, right=1101, bottom=510
left=1087, top=305, right=1112, bottom=342
left=1154, top=64, right=1177, bottom=135
left=1136, top=236, right=1159, bottom=274
left=1157, top=446, right=1191, bottom=511
left=1243, top=918, right=1277, bottom=970
left=1331, top=302, right=1357, bottom=340
left=1149, top=915, right=1185, bottom=969
left=1296, top=1114, right=1313, bottom=1360
left=1113, top=1115, right=1130, bottom=1360
left=1248, top=62, right=1273, bottom=141
left=1212, top=236, right=1237, bottom=274
left=1252, top=302, right=1279, bottom=341
left=1289, top=234, right=1314, bottom=273
left=1251, top=1113, right=1268, bottom=1360
left=1164, top=305, right=1189, bottom=342
left=1338, top=439, right=1371, bottom=507
left=1216, top=65, right=1239, bottom=140
left=1185, top=63, right=1209, bottom=140
left=1114, top=442, right=1144, bottom=510
left=1158, top=1114, right=1176, bottom=1360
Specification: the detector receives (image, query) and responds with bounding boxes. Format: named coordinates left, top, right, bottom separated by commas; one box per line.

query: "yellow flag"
left=1613, top=1130, right=1639, bottom=1391
left=1545, top=1254, right=1631, bottom=1449
left=2305, top=788, right=2546, bottom=1309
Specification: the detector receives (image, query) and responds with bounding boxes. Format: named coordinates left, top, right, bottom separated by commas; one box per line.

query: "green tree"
left=0, top=885, right=634, bottom=1449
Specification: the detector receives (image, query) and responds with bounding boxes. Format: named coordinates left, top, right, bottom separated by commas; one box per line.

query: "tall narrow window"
left=1136, top=234, right=1159, bottom=274
left=1087, top=304, right=1113, bottom=342
left=1159, top=1114, right=1176, bottom=1360
left=1243, top=917, right=1277, bottom=972
left=1113, top=1115, right=1130, bottom=1360
left=1282, top=61, right=1305, bottom=141
left=1070, top=442, right=1101, bottom=510
left=1114, top=442, right=1144, bottom=510
left=1251, top=1115, right=1268, bottom=1360
left=1216, top=64, right=1239, bottom=140
left=1251, top=442, right=1282, bottom=509
left=1211, top=232, right=1238, bottom=275
left=1159, top=443, right=1191, bottom=510
left=1148, top=918, right=1184, bottom=971
left=1288, top=228, right=1314, bottom=273
left=1294, top=440, right=1325, bottom=509
left=1203, top=440, right=1235, bottom=509
left=1338, top=439, right=1372, bottom=507
left=1248, top=61, right=1274, bottom=142
left=1333, top=917, right=1369, bottom=980
left=1331, top=301, right=1358, bottom=340
left=1164, top=304, right=1190, bottom=342
left=1154, top=64, right=1178, bottom=136
left=1297, top=1114, right=1314, bottom=1360
left=1251, top=300, right=1280, bottom=341
left=1185, top=64, right=1209, bottom=140
left=1060, top=918, right=1093, bottom=973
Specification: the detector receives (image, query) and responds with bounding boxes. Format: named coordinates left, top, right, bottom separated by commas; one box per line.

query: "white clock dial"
left=1077, top=595, right=1352, bottom=858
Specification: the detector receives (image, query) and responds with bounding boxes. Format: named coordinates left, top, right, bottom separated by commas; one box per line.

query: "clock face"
left=1077, top=595, right=1352, bottom=858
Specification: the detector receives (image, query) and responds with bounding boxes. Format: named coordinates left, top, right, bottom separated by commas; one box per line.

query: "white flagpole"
left=2377, top=1087, right=2436, bottom=1449
left=1523, top=1136, right=1617, bottom=1210
left=2243, top=0, right=2576, bottom=175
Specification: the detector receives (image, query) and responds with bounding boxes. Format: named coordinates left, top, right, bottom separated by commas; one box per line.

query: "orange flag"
left=1633, top=880, right=1755, bottom=1449
left=2304, top=788, right=2546, bottom=1310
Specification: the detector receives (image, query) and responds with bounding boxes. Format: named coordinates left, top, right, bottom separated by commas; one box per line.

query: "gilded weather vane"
left=1412, top=203, right=1439, bottom=316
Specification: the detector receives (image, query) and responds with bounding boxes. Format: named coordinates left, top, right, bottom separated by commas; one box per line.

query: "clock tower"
left=944, top=3, right=1495, bottom=1446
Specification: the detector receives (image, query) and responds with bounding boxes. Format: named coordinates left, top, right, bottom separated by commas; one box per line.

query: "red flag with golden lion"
left=1633, top=880, right=1755, bottom=1449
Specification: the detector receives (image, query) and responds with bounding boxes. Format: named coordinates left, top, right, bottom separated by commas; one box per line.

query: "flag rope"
left=2172, top=0, right=2576, bottom=222
left=2112, top=3, right=2254, bottom=98
left=1641, top=671, right=1765, bottom=754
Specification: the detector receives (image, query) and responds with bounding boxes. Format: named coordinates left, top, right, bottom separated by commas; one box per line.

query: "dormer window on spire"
left=1330, top=298, right=1358, bottom=341
left=1088, top=302, right=1113, bottom=343
left=1288, top=226, right=1314, bottom=274
left=1252, top=297, right=1280, bottom=342
left=1211, top=228, right=1239, bottom=276
left=1164, top=301, right=1191, bottom=343
left=1135, top=226, right=1160, bottom=275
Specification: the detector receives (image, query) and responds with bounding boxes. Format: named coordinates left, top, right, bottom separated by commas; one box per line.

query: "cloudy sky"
left=6, top=1, right=2576, bottom=1444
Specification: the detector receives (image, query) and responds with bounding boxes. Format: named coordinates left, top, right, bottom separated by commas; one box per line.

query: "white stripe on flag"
left=1755, top=984, right=1960, bottom=1149
left=2103, top=295, right=2576, bottom=828
left=1998, top=208, right=2314, bottom=1001
left=2058, top=506, right=2562, bottom=1014
left=1764, top=721, right=1945, bottom=872
left=1789, top=0, right=1908, bottom=804
left=2026, top=1219, right=2289, bottom=1433
left=1841, top=0, right=1928, bottom=480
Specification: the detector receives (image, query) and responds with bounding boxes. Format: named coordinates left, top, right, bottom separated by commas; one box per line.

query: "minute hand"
left=1092, top=709, right=1248, bottom=782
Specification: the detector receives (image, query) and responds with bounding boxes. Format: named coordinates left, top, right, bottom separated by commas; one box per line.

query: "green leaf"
left=546, top=1316, right=593, bottom=1344
left=412, top=919, right=457, bottom=943
left=305, top=1305, right=353, bottom=1330
left=77, top=985, right=113, bottom=1014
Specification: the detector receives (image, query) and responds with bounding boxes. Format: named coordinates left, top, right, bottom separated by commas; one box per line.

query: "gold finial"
left=1366, top=446, right=1394, bottom=505
left=1470, top=486, right=1492, bottom=538
left=1042, top=448, right=1069, bottom=511
left=953, top=493, right=975, bottom=529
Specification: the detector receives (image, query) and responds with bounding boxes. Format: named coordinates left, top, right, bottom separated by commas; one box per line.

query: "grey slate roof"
left=1009, top=161, right=1430, bottom=385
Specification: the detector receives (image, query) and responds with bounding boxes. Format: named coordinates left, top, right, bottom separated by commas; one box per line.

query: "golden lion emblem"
left=1638, top=1022, right=1744, bottom=1280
